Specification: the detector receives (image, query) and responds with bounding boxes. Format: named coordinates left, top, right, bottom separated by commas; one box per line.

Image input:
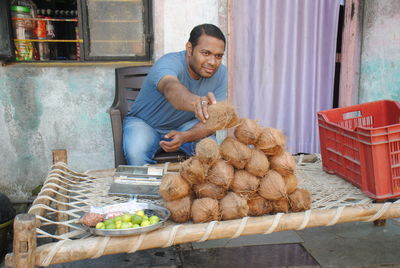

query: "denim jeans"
left=123, top=116, right=202, bottom=165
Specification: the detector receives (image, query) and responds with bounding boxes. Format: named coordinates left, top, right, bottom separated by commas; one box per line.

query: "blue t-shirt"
left=126, top=50, right=227, bottom=130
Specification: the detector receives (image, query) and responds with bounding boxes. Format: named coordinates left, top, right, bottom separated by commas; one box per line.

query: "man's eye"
left=201, top=51, right=210, bottom=56
left=215, top=55, right=223, bottom=59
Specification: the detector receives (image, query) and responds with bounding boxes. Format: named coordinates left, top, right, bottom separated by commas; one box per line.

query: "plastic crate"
left=318, top=99, right=400, bottom=200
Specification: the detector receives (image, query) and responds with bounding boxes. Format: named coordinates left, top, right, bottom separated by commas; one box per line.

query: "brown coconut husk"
left=258, top=170, right=287, bottom=201
left=220, top=191, right=249, bottom=220
left=191, top=198, right=220, bottom=223
left=270, top=151, right=296, bottom=176
left=245, top=149, right=270, bottom=177
left=256, top=127, right=286, bottom=156
left=165, top=196, right=192, bottom=223
left=288, top=188, right=312, bottom=212
left=230, top=170, right=260, bottom=197
left=272, top=198, right=289, bottom=213
left=234, top=118, right=262, bottom=145
left=195, top=138, right=221, bottom=167
left=180, top=157, right=206, bottom=186
left=207, top=159, right=234, bottom=189
left=283, top=174, right=298, bottom=194
left=220, top=137, right=252, bottom=169
left=247, top=194, right=273, bottom=216
left=160, top=173, right=191, bottom=201
left=204, top=102, right=239, bottom=131
left=194, top=182, right=227, bottom=200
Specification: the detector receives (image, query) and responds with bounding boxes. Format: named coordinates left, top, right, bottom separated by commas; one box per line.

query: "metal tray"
left=83, top=202, right=170, bottom=237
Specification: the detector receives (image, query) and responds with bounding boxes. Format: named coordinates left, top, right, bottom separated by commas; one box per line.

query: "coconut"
left=247, top=194, right=273, bottom=216
left=270, top=151, right=296, bottom=176
left=230, top=170, right=260, bottom=197
left=283, top=174, right=298, bottom=194
left=165, top=196, right=192, bottom=223
left=245, top=149, right=270, bottom=177
left=258, top=170, right=287, bottom=201
left=195, top=138, right=221, bottom=167
left=207, top=159, right=234, bottom=189
left=255, top=127, right=286, bottom=156
left=159, top=173, right=191, bottom=201
left=180, top=157, right=206, bottom=186
left=220, top=137, right=252, bottom=169
left=204, top=102, right=239, bottom=131
left=272, top=198, right=289, bottom=213
left=288, top=188, right=312, bottom=212
left=234, top=118, right=262, bottom=145
left=191, top=198, right=220, bottom=223
left=220, top=192, right=249, bottom=220
left=194, top=182, right=226, bottom=200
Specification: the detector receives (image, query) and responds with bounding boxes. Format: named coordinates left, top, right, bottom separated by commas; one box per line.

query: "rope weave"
left=197, top=221, right=218, bottom=242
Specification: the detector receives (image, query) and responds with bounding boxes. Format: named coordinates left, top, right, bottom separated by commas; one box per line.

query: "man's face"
left=186, top=34, right=225, bottom=79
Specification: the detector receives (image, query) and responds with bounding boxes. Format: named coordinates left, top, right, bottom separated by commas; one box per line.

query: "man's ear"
left=186, top=42, right=192, bottom=55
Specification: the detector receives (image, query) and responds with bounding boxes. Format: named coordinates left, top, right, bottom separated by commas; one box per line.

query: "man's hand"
left=159, top=130, right=187, bottom=152
left=193, top=92, right=217, bottom=123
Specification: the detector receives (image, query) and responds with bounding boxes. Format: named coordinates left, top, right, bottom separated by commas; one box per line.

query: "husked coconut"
left=207, top=159, right=234, bottom=189
left=230, top=170, right=260, bottom=197
left=283, top=174, right=298, bottom=194
left=247, top=194, right=273, bottom=216
left=165, top=196, right=192, bottom=223
left=258, top=170, right=287, bottom=201
left=195, top=138, right=220, bottom=167
left=180, top=157, right=206, bottom=186
left=220, top=137, right=252, bottom=169
left=204, top=102, right=239, bottom=131
left=272, top=198, right=289, bottom=213
left=191, top=198, right=220, bottom=223
left=160, top=173, right=191, bottom=201
left=270, top=151, right=296, bottom=176
left=245, top=149, right=270, bottom=177
left=234, top=118, right=262, bottom=145
left=220, top=192, right=249, bottom=220
left=288, top=188, right=312, bottom=212
left=256, top=127, right=286, bottom=156
left=194, top=182, right=226, bottom=200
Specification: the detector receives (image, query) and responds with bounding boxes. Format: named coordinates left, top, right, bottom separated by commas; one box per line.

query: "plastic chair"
left=109, top=66, right=189, bottom=167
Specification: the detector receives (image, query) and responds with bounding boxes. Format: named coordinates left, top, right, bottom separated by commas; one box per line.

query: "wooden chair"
left=109, top=66, right=189, bottom=167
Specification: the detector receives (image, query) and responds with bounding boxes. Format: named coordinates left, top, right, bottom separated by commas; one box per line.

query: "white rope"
left=366, top=202, right=391, bottom=222
left=296, top=210, right=311, bottom=230
left=197, top=221, right=218, bottom=242
left=264, top=213, right=283, bottom=234
left=162, top=224, right=182, bottom=248
left=91, top=236, right=111, bottom=259
left=231, top=216, right=249, bottom=238
left=326, top=206, right=345, bottom=226
left=128, top=233, right=146, bottom=253
left=41, top=240, right=66, bottom=266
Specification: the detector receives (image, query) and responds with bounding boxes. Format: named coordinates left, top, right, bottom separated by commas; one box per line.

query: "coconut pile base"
left=5, top=160, right=400, bottom=267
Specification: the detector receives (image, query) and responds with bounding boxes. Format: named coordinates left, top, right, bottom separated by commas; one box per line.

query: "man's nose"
left=207, top=55, right=216, bottom=65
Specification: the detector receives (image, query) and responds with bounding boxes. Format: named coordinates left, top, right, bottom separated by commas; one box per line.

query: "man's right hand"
left=193, top=92, right=217, bottom=123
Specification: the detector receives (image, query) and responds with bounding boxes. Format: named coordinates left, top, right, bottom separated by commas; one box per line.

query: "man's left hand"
left=159, top=130, right=186, bottom=152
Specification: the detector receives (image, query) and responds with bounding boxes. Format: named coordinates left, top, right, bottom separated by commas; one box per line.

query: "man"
left=123, top=23, right=227, bottom=165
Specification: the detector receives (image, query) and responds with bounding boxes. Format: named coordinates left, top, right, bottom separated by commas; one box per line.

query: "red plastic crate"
left=317, top=99, right=400, bottom=200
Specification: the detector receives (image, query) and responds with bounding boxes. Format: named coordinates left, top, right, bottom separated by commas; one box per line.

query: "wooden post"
left=12, top=214, right=37, bottom=268
left=52, top=149, right=69, bottom=235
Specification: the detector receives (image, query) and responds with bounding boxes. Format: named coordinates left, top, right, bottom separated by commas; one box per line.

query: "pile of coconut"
left=159, top=103, right=312, bottom=223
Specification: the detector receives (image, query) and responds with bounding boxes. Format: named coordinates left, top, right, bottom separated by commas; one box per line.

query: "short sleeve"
left=148, top=53, right=185, bottom=88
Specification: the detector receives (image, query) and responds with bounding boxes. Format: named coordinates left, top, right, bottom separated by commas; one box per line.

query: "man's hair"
left=188, top=24, right=226, bottom=48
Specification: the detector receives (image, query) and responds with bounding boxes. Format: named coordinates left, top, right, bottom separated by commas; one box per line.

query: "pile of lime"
left=95, top=210, right=160, bottom=230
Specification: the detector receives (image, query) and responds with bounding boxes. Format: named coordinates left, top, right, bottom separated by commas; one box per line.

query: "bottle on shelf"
left=35, top=15, right=50, bottom=61
left=10, top=5, right=34, bottom=61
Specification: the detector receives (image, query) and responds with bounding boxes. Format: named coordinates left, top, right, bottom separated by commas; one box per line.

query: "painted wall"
left=0, top=0, right=227, bottom=201
left=359, top=0, right=400, bottom=103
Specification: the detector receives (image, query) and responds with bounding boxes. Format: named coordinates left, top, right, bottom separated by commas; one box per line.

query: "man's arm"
left=159, top=122, right=215, bottom=152
left=158, top=75, right=216, bottom=123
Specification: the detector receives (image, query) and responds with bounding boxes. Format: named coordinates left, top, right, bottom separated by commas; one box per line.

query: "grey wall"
left=0, top=66, right=115, bottom=200
left=359, top=0, right=400, bottom=102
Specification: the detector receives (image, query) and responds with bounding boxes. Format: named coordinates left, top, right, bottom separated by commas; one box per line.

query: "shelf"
left=14, top=39, right=83, bottom=43
left=11, top=17, right=78, bottom=22
left=91, top=40, right=141, bottom=43
left=92, top=19, right=141, bottom=23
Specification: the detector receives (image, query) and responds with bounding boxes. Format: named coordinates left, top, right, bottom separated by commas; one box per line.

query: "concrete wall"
left=359, top=0, right=400, bottom=103
left=0, top=0, right=227, bottom=201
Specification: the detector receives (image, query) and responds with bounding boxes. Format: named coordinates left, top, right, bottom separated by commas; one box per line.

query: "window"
left=0, top=0, right=152, bottom=63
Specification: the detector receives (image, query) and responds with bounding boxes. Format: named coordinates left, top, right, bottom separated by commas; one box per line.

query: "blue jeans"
left=123, top=116, right=202, bottom=165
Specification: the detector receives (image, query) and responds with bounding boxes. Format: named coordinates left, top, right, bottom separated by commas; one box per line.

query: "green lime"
left=132, top=224, right=140, bottom=228
left=131, top=214, right=143, bottom=225
left=142, top=215, right=149, bottom=222
left=115, top=222, right=122, bottom=229
left=149, top=215, right=160, bottom=224
left=122, top=213, right=132, bottom=223
left=121, top=222, right=130, bottom=229
left=141, top=220, right=151, bottom=227
left=95, top=222, right=105, bottom=229
left=135, top=210, right=145, bottom=217
left=104, top=219, right=114, bottom=226
left=114, top=216, right=122, bottom=222
left=105, top=223, right=116, bottom=229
